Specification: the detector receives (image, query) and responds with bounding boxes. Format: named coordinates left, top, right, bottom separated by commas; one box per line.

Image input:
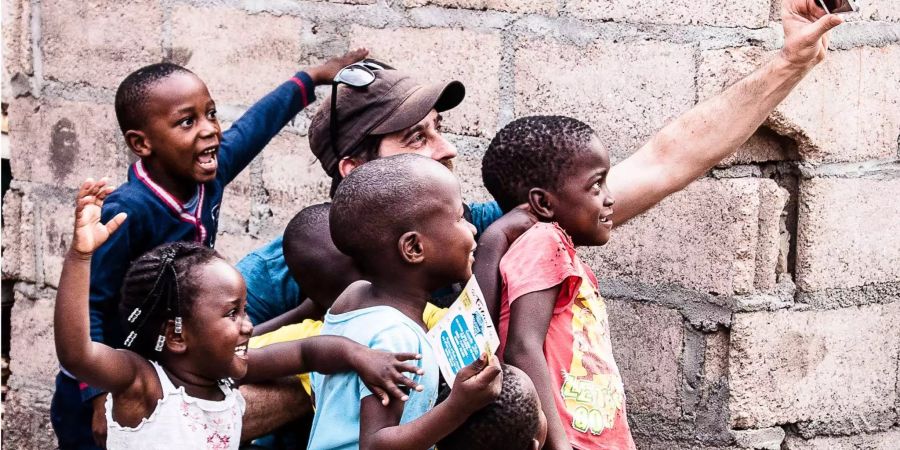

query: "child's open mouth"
left=197, top=147, right=218, bottom=172
left=234, top=343, right=248, bottom=358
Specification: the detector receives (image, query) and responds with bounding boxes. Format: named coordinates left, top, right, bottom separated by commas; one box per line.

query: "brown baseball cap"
left=309, top=69, right=465, bottom=177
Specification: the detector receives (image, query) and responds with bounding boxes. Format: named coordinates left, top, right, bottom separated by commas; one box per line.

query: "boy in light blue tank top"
left=310, top=154, right=503, bottom=449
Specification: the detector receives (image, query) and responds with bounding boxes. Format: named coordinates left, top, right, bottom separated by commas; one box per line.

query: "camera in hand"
left=817, top=0, right=859, bottom=14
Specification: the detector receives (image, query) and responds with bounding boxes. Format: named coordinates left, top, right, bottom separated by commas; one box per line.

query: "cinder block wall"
left=2, top=0, right=899, bottom=448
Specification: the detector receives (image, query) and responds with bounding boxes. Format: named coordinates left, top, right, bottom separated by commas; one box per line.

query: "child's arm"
left=54, top=179, right=148, bottom=395
left=472, top=205, right=537, bottom=326
left=216, top=48, right=368, bottom=184
left=505, top=286, right=572, bottom=450
left=244, top=335, right=423, bottom=406
left=359, top=353, right=503, bottom=450
left=251, top=298, right=323, bottom=337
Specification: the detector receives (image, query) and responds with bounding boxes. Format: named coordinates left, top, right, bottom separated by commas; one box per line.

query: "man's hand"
left=780, top=0, right=844, bottom=69
left=91, top=394, right=108, bottom=449
left=306, top=47, right=370, bottom=85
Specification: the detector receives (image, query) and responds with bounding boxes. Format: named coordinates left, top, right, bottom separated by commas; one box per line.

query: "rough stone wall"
left=2, top=0, right=899, bottom=448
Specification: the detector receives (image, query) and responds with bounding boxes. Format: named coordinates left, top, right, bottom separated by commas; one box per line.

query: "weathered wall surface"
left=2, top=0, right=899, bottom=448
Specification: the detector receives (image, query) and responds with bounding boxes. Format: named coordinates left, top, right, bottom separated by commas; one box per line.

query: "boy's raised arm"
left=505, top=286, right=572, bottom=450
left=217, top=48, right=369, bottom=184
left=54, top=178, right=142, bottom=395
left=359, top=354, right=502, bottom=450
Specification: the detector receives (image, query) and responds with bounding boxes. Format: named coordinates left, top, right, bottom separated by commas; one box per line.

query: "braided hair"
left=118, top=241, right=220, bottom=358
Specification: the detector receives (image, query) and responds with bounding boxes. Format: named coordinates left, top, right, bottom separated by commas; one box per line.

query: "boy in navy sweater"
left=50, top=49, right=367, bottom=449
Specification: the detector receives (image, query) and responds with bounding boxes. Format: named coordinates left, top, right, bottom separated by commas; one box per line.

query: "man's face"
left=378, top=110, right=457, bottom=171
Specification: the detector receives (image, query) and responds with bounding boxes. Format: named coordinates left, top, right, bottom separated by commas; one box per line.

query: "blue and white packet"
left=426, top=277, right=500, bottom=385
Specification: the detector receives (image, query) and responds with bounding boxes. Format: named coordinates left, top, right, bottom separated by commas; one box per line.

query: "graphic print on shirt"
left=559, top=278, right=625, bottom=436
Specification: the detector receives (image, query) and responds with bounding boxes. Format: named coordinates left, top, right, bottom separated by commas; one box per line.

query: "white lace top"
left=105, top=360, right=245, bottom=450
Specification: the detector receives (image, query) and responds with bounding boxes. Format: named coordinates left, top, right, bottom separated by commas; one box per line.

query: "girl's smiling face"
left=180, top=259, right=253, bottom=381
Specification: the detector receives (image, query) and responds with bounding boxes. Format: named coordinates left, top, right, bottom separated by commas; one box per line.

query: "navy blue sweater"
left=78, top=72, right=315, bottom=400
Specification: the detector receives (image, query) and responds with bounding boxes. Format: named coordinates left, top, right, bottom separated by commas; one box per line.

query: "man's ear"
left=338, top=157, right=365, bottom=178
left=164, top=319, right=188, bottom=354
left=527, top=187, right=555, bottom=221
left=125, top=130, right=151, bottom=158
left=398, top=231, right=425, bottom=264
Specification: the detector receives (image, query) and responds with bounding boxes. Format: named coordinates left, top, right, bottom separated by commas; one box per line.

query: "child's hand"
left=353, top=348, right=424, bottom=406
left=306, top=47, right=370, bottom=85
left=497, top=204, right=538, bottom=246
left=71, top=178, right=126, bottom=257
left=449, top=352, right=502, bottom=414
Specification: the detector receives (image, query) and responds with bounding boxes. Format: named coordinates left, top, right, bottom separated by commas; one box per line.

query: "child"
left=54, top=178, right=423, bottom=449
left=308, top=154, right=503, bottom=450
left=51, top=49, right=367, bottom=448
left=482, top=116, right=634, bottom=449
left=436, top=364, right=548, bottom=450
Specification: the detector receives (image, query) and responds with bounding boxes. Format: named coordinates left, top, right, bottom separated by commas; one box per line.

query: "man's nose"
left=431, top=135, right=458, bottom=161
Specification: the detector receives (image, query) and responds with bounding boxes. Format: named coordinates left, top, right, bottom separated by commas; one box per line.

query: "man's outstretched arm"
left=608, top=0, right=843, bottom=226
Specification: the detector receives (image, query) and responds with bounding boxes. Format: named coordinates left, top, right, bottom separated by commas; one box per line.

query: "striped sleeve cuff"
left=290, top=71, right=317, bottom=108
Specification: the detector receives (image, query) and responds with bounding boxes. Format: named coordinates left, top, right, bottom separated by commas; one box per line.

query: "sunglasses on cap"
left=330, top=59, right=392, bottom=159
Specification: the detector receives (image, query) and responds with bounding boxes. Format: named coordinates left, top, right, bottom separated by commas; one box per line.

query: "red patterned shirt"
left=497, top=223, right=635, bottom=450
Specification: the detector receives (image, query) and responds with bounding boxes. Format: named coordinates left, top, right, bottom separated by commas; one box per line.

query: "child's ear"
left=125, top=129, right=152, bottom=158
left=527, top=188, right=555, bottom=221
left=398, top=231, right=425, bottom=264
left=163, top=319, right=188, bottom=354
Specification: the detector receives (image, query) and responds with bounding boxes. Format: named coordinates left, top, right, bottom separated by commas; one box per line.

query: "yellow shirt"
left=248, top=304, right=448, bottom=396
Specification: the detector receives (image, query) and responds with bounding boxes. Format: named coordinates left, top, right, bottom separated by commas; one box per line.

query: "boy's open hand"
left=354, top=348, right=425, bottom=406
left=450, top=352, right=502, bottom=414
left=71, top=177, right=126, bottom=257
left=306, top=47, right=370, bottom=85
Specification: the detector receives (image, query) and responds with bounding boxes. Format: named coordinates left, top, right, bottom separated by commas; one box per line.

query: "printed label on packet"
left=426, top=277, right=500, bottom=385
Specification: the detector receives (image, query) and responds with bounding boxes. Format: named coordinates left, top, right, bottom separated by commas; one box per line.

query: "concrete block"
left=796, top=178, right=900, bottom=296
left=8, top=96, right=132, bottom=188
left=8, top=293, right=57, bottom=394
left=38, top=188, right=76, bottom=289
left=698, top=46, right=900, bottom=163
left=171, top=5, right=305, bottom=106
left=349, top=26, right=502, bottom=138
left=3, top=287, right=57, bottom=448
left=2, top=0, right=33, bottom=98
left=565, top=0, right=769, bottom=27
left=703, top=330, right=729, bottom=386
left=2, top=389, right=56, bottom=449
left=259, top=131, right=332, bottom=226
left=514, top=38, right=695, bottom=163
left=729, top=304, right=900, bottom=429
left=584, top=178, right=787, bottom=297
left=1, top=186, right=37, bottom=282
left=41, top=0, right=163, bottom=89
left=783, top=429, right=900, bottom=450
left=403, top=0, right=556, bottom=15
left=863, top=0, right=900, bottom=22
left=718, top=127, right=796, bottom=167
left=608, top=299, right=684, bottom=416
left=732, top=427, right=786, bottom=450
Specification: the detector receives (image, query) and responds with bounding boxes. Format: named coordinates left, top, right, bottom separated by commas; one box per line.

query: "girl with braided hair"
left=54, top=177, right=426, bottom=449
